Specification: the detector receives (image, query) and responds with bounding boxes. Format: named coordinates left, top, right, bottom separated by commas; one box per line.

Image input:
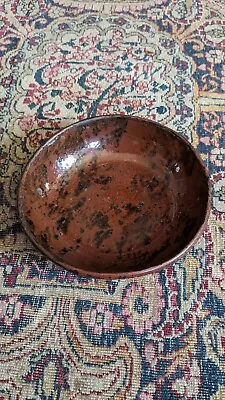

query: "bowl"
left=18, top=115, right=210, bottom=278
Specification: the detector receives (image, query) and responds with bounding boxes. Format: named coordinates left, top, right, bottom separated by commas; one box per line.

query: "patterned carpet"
left=0, top=1, right=225, bottom=399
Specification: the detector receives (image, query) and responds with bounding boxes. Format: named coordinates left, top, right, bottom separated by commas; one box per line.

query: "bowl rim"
left=18, top=114, right=211, bottom=279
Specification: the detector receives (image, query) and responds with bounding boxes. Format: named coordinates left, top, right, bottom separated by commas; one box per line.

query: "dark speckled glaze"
left=18, top=115, right=210, bottom=278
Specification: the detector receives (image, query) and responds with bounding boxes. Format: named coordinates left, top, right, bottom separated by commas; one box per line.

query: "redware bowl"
left=18, top=115, right=210, bottom=279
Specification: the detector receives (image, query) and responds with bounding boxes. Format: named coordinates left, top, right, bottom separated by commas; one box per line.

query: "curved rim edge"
left=18, top=114, right=211, bottom=279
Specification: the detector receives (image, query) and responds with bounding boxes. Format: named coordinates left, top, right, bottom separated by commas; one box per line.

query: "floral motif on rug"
left=0, top=1, right=225, bottom=398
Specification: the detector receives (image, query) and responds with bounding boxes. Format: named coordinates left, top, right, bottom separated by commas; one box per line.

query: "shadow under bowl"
left=18, top=115, right=210, bottom=278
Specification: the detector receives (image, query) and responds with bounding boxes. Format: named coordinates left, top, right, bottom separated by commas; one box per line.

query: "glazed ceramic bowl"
left=18, top=115, right=210, bottom=278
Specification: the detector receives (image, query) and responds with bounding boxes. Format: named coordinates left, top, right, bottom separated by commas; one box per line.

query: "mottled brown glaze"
left=18, top=115, right=210, bottom=278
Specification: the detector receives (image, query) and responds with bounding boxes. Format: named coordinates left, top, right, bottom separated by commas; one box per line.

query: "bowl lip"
left=18, top=114, right=211, bottom=279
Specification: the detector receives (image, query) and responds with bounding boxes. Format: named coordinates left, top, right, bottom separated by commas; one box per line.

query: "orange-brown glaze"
left=18, top=116, right=210, bottom=278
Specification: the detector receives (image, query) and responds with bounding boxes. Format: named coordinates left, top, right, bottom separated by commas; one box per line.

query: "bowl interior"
left=19, top=116, right=209, bottom=277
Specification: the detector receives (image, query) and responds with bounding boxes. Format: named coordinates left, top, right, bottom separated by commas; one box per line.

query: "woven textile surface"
left=0, top=1, right=225, bottom=399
